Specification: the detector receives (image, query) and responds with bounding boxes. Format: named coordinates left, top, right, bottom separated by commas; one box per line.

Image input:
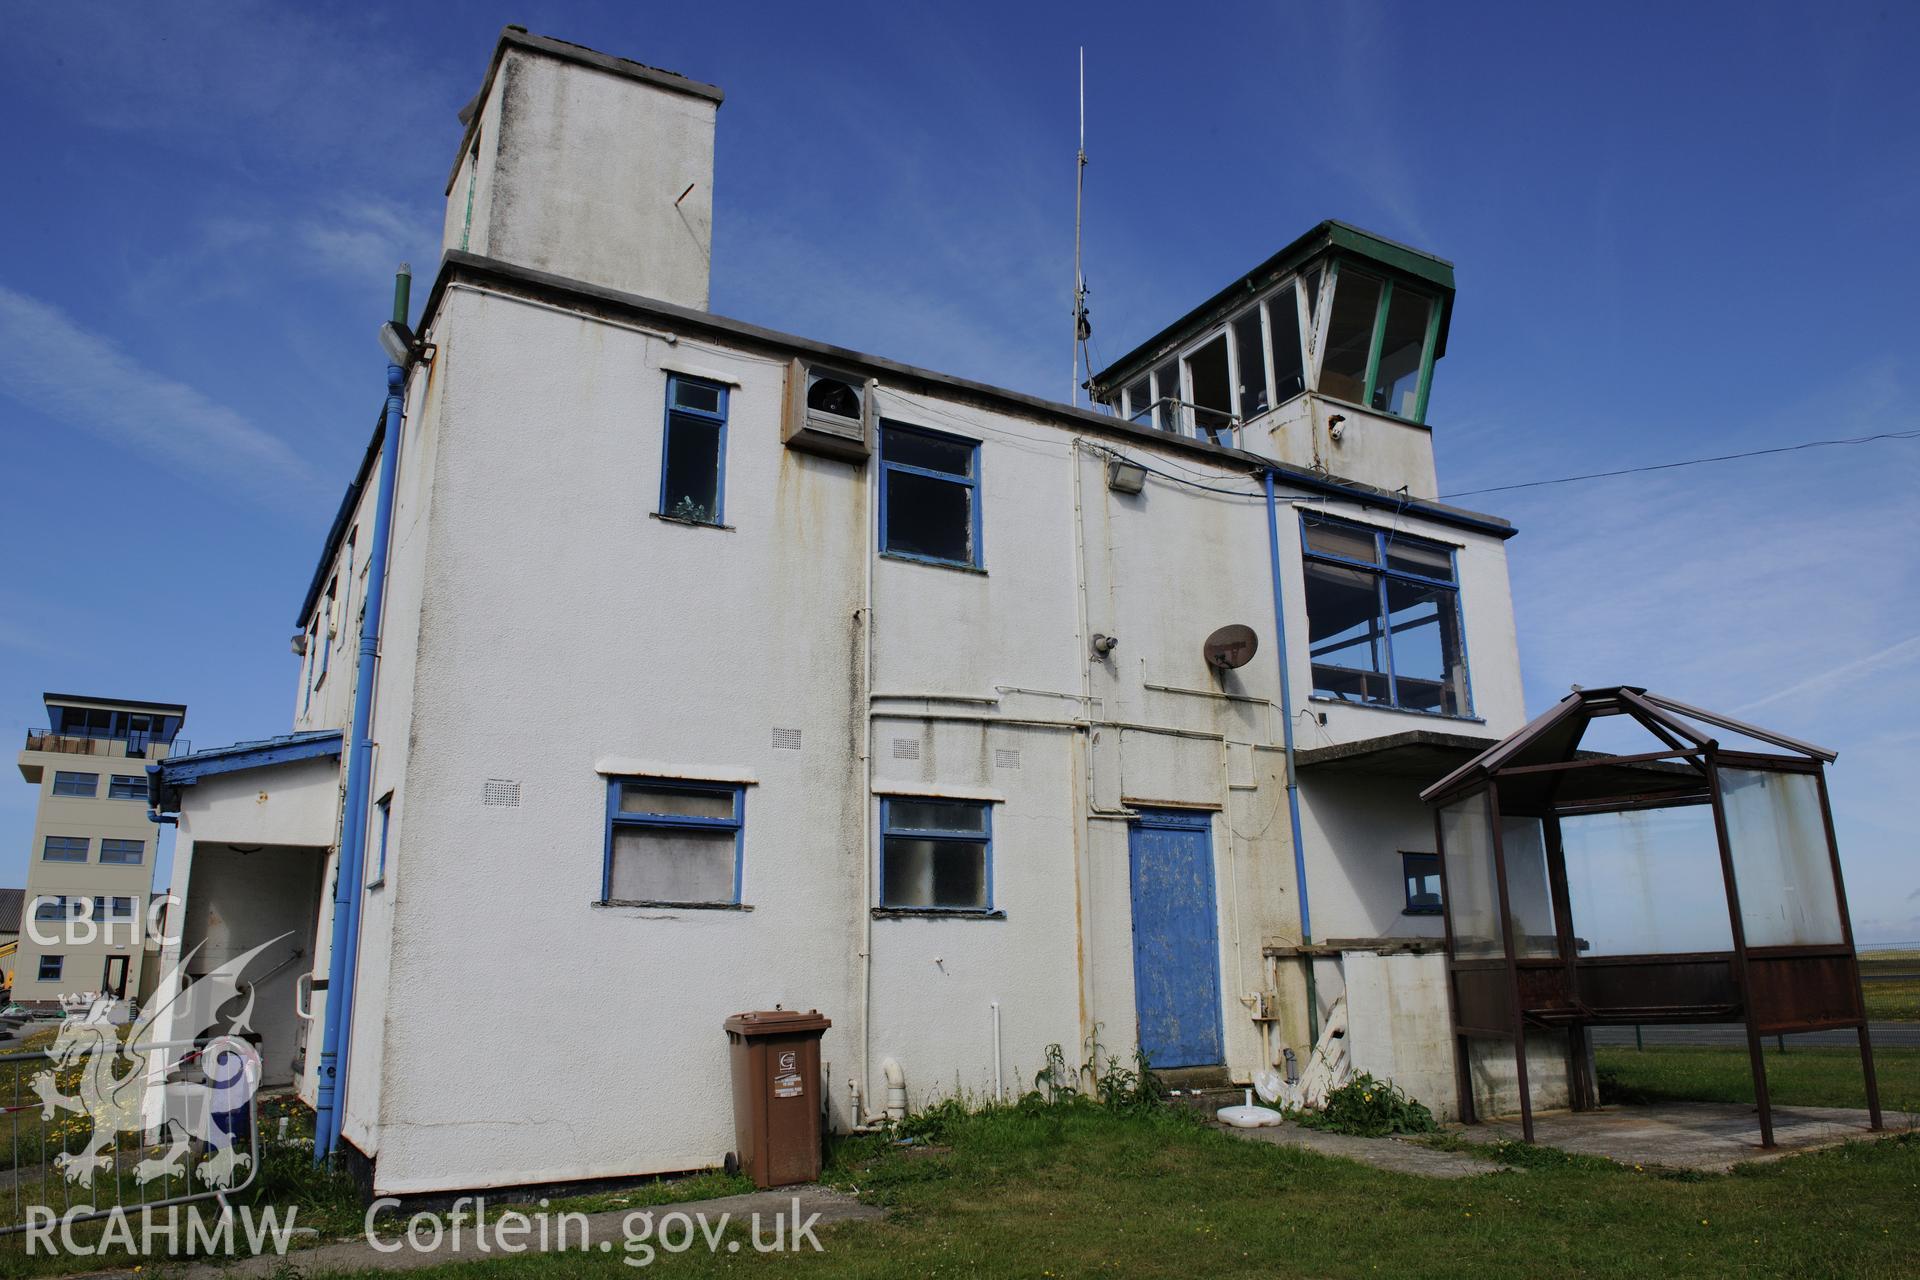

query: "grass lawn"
left=1596, top=1044, right=1920, bottom=1115
left=245, top=1104, right=1916, bottom=1280
left=0, top=1042, right=1910, bottom=1277
left=1860, top=949, right=1920, bottom=1022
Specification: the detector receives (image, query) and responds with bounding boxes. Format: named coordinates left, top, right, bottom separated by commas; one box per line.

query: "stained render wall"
left=329, top=279, right=1529, bottom=1193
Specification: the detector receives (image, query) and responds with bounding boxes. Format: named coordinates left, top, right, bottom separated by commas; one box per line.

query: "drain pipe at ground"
left=1263, top=470, right=1319, bottom=1046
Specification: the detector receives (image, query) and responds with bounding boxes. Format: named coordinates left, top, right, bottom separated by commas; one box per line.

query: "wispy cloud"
left=1735, top=634, right=1920, bottom=714
left=0, top=285, right=324, bottom=506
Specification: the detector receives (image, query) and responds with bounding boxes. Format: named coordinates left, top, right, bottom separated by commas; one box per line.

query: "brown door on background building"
left=102, top=956, right=128, bottom=999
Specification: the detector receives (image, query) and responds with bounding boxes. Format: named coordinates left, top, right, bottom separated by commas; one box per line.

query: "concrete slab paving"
left=1469, top=1103, right=1915, bottom=1172
left=1216, top=1120, right=1497, bottom=1178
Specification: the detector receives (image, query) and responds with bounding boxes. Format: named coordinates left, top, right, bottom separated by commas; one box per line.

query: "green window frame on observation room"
left=1314, top=259, right=1443, bottom=424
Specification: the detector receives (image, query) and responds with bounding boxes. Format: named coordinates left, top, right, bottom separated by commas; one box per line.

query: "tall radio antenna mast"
left=1071, top=47, right=1089, bottom=406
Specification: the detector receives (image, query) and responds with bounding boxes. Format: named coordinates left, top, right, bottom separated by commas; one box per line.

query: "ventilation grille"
left=891, top=738, right=921, bottom=761
left=994, top=749, right=1021, bottom=770
left=482, top=779, right=522, bottom=808
left=771, top=727, right=803, bottom=751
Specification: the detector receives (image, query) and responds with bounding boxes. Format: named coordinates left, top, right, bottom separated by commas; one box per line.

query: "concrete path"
left=128, top=1184, right=885, bottom=1278
left=1471, top=1103, right=1913, bottom=1173
left=1589, top=1022, right=1918, bottom=1048
left=1217, top=1120, right=1495, bottom=1178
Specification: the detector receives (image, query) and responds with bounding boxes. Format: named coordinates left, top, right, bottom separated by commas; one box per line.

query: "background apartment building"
left=14, top=694, right=183, bottom=1006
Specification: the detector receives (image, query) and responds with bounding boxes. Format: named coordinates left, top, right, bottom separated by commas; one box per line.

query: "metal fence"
left=0, top=1036, right=259, bottom=1235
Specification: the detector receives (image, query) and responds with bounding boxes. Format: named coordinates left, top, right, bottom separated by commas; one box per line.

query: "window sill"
left=1306, top=392, right=1432, bottom=432
left=1402, top=906, right=1442, bottom=917
left=1307, top=696, right=1484, bottom=726
left=650, top=512, right=734, bottom=532
left=594, top=899, right=753, bottom=911
left=879, top=552, right=987, bottom=576
left=871, top=907, right=1005, bottom=920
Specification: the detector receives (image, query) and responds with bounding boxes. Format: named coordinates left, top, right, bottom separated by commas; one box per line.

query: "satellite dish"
left=1204, top=624, right=1259, bottom=670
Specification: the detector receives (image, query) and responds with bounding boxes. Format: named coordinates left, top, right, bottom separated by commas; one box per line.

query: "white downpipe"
left=882, top=1058, right=907, bottom=1123
left=990, top=1001, right=1003, bottom=1101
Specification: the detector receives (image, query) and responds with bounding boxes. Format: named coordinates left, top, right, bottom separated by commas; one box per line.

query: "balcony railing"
left=22, top=730, right=186, bottom=760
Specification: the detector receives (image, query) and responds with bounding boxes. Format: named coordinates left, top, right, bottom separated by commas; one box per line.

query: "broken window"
left=880, top=423, right=980, bottom=568
left=1231, top=309, right=1268, bottom=423
left=1315, top=264, right=1438, bottom=420
left=1402, top=851, right=1442, bottom=914
left=880, top=798, right=992, bottom=911
left=659, top=374, right=728, bottom=525
left=603, top=778, right=744, bottom=906
left=1122, top=374, right=1152, bottom=426
left=1183, top=333, right=1233, bottom=444
left=1268, top=284, right=1306, bottom=404
left=1318, top=268, right=1381, bottom=405
left=1149, top=358, right=1181, bottom=433
left=1371, top=286, right=1433, bottom=418
left=1300, top=512, right=1469, bottom=716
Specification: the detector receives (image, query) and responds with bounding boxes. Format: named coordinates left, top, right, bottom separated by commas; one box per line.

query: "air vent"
left=891, top=738, right=921, bottom=761
left=772, top=727, right=803, bottom=751
left=782, top=357, right=874, bottom=461
left=994, top=749, right=1021, bottom=770
left=482, top=779, right=522, bottom=808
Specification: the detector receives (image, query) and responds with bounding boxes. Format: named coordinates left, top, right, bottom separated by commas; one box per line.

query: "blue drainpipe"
left=314, top=266, right=412, bottom=1161
left=1263, top=470, right=1320, bottom=1045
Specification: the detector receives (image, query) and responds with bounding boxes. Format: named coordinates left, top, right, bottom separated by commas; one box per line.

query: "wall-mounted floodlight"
left=379, top=320, right=420, bottom=367
left=1106, top=457, right=1147, bottom=494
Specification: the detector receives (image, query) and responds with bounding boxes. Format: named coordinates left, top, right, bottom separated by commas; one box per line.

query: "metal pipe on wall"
left=314, top=266, right=412, bottom=1161
left=1263, top=471, right=1319, bottom=1045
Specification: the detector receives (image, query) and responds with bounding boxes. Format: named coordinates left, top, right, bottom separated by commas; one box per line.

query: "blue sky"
left=1, top=2, right=1915, bottom=942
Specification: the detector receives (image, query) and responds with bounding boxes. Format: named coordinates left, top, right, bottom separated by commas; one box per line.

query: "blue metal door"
left=1128, top=810, right=1225, bottom=1068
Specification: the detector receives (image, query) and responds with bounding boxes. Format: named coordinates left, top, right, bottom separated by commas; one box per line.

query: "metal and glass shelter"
left=1421, top=686, right=1882, bottom=1145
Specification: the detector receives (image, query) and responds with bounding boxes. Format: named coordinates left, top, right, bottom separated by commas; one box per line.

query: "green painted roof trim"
left=1089, top=219, right=1456, bottom=396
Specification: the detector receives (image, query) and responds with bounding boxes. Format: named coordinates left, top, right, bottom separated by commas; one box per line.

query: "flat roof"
left=44, top=693, right=186, bottom=715
left=446, top=27, right=724, bottom=194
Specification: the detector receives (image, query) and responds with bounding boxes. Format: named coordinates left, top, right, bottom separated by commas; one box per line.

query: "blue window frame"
left=52, top=771, right=98, bottom=798
left=100, top=838, right=144, bottom=866
left=879, top=797, right=993, bottom=912
left=602, top=778, right=745, bottom=906
left=314, top=582, right=335, bottom=688
left=37, top=955, right=62, bottom=982
left=108, top=774, right=145, bottom=800
left=370, top=792, right=393, bottom=886
left=879, top=422, right=982, bottom=569
left=43, top=836, right=88, bottom=863
left=33, top=895, right=70, bottom=922
left=1300, top=512, right=1471, bottom=717
left=658, top=374, right=729, bottom=526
